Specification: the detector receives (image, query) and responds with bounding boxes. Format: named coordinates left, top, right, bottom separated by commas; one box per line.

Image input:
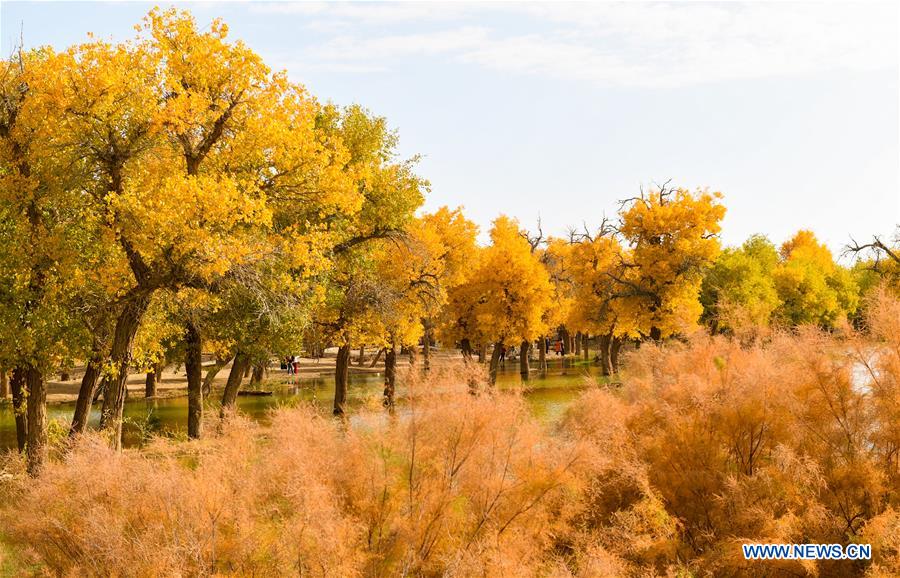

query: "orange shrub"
left=2, top=289, right=900, bottom=576
left=0, top=366, right=579, bottom=576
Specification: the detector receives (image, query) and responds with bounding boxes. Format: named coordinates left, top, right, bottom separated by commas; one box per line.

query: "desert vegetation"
left=1, top=6, right=899, bottom=576
left=1, top=290, right=898, bottom=577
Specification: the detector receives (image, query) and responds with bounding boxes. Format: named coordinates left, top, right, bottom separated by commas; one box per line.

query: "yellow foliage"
left=563, top=234, right=627, bottom=336
left=444, top=216, right=554, bottom=347
left=773, top=230, right=859, bottom=327
left=614, top=187, right=725, bottom=338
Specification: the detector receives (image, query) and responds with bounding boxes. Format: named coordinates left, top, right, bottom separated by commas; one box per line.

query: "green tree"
left=700, top=234, right=781, bottom=333
left=312, top=105, right=427, bottom=415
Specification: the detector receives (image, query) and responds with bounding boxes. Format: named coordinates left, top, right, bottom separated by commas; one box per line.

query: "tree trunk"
left=460, top=338, right=473, bottom=361
left=383, top=344, right=397, bottom=410
left=333, top=343, right=352, bottom=416
left=25, top=365, right=47, bottom=476
left=649, top=326, right=662, bottom=342
left=477, top=343, right=486, bottom=364
left=598, top=333, right=612, bottom=376
left=0, top=368, right=8, bottom=399
left=488, top=341, right=503, bottom=385
left=422, top=319, right=433, bottom=371
left=70, top=357, right=102, bottom=437
left=99, top=290, right=153, bottom=450
left=575, top=332, right=582, bottom=356
left=357, top=345, right=366, bottom=366
left=369, top=348, right=385, bottom=368
left=185, top=321, right=203, bottom=440
left=538, top=336, right=547, bottom=371
left=519, top=340, right=530, bottom=381
left=611, top=337, right=623, bottom=374
left=145, top=371, right=157, bottom=398
left=250, top=363, right=265, bottom=385
left=92, top=375, right=107, bottom=404
left=10, top=368, right=27, bottom=453
left=243, top=364, right=251, bottom=379
left=583, top=334, right=590, bottom=361
left=202, top=356, right=231, bottom=396
left=220, top=352, right=249, bottom=415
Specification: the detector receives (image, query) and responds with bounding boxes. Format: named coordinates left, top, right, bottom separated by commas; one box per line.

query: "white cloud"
left=273, top=2, right=898, bottom=88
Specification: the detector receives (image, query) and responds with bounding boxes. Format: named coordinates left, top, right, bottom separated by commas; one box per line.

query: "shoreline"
left=4, top=350, right=462, bottom=406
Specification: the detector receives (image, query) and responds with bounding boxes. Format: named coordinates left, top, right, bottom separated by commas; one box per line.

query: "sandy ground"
left=42, top=348, right=458, bottom=404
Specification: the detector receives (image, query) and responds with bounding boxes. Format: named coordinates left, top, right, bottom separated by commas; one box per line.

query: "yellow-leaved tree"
left=443, top=216, right=554, bottom=383
left=371, top=207, right=479, bottom=407
left=773, top=230, right=858, bottom=327
left=612, top=185, right=726, bottom=340
left=10, top=7, right=362, bottom=448
left=539, top=237, right=575, bottom=365
left=0, top=47, right=125, bottom=473
left=565, top=228, right=629, bottom=374
left=310, top=105, right=427, bottom=415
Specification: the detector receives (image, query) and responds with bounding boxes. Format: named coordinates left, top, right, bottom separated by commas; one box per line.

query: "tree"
left=0, top=47, right=115, bottom=473
left=440, top=245, right=490, bottom=359
left=564, top=228, right=629, bottom=375
left=773, top=230, right=859, bottom=327
left=532, top=237, right=575, bottom=371
left=29, top=8, right=357, bottom=445
left=310, top=105, right=427, bottom=416
left=369, top=208, right=478, bottom=407
left=700, top=234, right=781, bottom=334
left=846, top=227, right=900, bottom=296
left=443, top=216, right=554, bottom=384
left=213, top=266, right=312, bottom=415
left=412, top=208, right=479, bottom=372
left=612, top=185, right=726, bottom=340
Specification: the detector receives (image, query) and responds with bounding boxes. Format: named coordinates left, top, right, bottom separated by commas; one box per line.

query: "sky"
left=2, top=1, right=898, bottom=253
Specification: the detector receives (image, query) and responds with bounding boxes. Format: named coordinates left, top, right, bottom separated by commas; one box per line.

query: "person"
left=292, top=357, right=301, bottom=375
left=286, top=355, right=295, bottom=375
left=554, top=340, right=562, bottom=356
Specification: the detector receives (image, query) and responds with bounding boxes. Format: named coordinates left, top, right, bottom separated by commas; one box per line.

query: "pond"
left=0, top=359, right=605, bottom=451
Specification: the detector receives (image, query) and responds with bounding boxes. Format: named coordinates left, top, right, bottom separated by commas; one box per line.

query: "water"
left=0, top=359, right=603, bottom=450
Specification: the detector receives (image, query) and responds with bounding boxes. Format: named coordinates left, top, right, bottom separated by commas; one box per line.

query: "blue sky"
left=2, top=1, right=898, bottom=252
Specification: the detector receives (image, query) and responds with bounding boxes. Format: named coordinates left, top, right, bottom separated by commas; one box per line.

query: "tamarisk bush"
left=2, top=289, right=899, bottom=577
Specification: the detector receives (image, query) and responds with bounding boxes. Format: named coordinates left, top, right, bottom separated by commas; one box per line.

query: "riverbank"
left=21, top=348, right=453, bottom=405
left=10, top=347, right=579, bottom=406
left=0, top=353, right=601, bottom=451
